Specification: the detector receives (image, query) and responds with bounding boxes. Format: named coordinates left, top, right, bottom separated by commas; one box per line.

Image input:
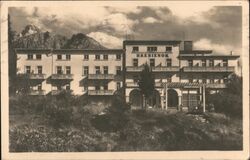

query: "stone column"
left=178, top=96, right=182, bottom=110
left=165, top=85, right=168, bottom=110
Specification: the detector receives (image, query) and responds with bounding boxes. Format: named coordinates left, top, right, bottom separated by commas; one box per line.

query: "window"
left=83, top=66, right=89, bottom=75
left=209, top=60, right=214, bottom=67
left=103, top=54, right=108, bottom=60
left=57, top=54, right=62, bottom=60
left=38, top=84, right=42, bottom=91
left=167, top=77, right=172, bottom=83
left=37, top=66, right=42, bottom=74
left=66, top=66, right=71, bottom=74
left=202, top=59, right=206, bottom=67
left=36, top=54, right=42, bottom=60
left=209, top=78, right=214, bottom=83
left=150, top=59, right=155, bottom=67
left=166, top=59, right=172, bottom=67
left=189, top=78, right=193, bottom=83
left=117, top=82, right=121, bottom=90
left=57, top=85, right=62, bottom=90
left=223, top=76, right=228, bottom=83
left=147, top=46, right=157, bottom=52
left=66, top=83, right=70, bottom=90
left=27, top=54, right=33, bottom=60
left=116, top=66, right=122, bottom=75
left=166, top=46, right=172, bottom=52
left=95, top=85, right=100, bottom=90
left=133, top=75, right=139, bottom=83
left=133, top=59, right=138, bottom=67
left=132, top=46, right=139, bottom=52
left=95, top=54, right=100, bottom=60
left=222, top=59, right=228, bottom=67
left=188, top=60, right=193, bottom=67
left=116, top=54, right=121, bottom=60
left=103, top=66, right=108, bottom=74
left=25, top=66, right=31, bottom=74
left=95, top=66, right=101, bottom=74
left=104, top=84, right=108, bottom=90
left=66, top=54, right=71, bottom=60
left=202, top=75, right=207, bottom=84
left=57, top=66, right=63, bottom=74
left=84, top=54, right=89, bottom=60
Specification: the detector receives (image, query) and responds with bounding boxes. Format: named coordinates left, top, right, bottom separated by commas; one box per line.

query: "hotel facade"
left=16, top=40, right=240, bottom=111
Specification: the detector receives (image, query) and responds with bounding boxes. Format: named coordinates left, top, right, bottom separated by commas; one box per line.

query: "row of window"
left=187, top=59, right=228, bottom=67
left=32, top=82, right=121, bottom=92
left=25, top=66, right=122, bottom=75
left=27, top=54, right=122, bottom=60
left=188, top=78, right=228, bottom=84
left=132, top=58, right=172, bottom=67
left=132, top=46, right=172, bottom=52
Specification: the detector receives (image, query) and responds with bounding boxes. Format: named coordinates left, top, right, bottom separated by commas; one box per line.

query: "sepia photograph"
left=1, top=1, right=249, bottom=159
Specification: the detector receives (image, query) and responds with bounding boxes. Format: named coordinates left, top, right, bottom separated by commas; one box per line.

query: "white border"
left=1, top=1, right=249, bottom=159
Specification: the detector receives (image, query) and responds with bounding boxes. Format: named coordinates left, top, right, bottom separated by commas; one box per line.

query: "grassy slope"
left=9, top=107, right=242, bottom=152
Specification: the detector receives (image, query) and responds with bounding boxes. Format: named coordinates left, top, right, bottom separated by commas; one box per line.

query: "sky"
left=9, top=5, right=242, bottom=55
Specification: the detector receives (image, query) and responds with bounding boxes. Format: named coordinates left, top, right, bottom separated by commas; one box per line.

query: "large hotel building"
left=16, top=40, right=240, bottom=111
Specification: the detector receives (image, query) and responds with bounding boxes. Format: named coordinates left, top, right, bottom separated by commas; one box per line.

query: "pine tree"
left=8, top=14, right=17, bottom=95
left=138, top=63, right=155, bottom=109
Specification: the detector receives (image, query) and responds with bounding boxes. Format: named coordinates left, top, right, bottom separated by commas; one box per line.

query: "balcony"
left=183, top=66, right=235, bottom=72
left=88, top=90, right=114, bottom=95
left=126, top=82, right=163, bottom=88
left=88, top=74, right=115, bottom=80
left=19, top=73, right=46, bottom=80
left=28, top=89, right=46, bottom=95
left=51, top=89, right=72, bottom=95
left=51, top=74, right=73, bottom=80
left=152, top=66, right=179, bottom=72
left=126, top=66, right=143, bottom=72
left=206, top=83, right=226, bottom=89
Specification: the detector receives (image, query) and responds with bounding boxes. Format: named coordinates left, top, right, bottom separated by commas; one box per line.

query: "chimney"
left=230, top=51, right=233, bottom=55
left=184, top=41, right=193, bottom=51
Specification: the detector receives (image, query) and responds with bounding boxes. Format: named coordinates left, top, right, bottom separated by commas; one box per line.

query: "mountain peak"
left=21, top=24, right=41, bottom=36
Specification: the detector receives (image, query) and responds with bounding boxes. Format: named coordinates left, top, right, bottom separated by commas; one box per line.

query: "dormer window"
left=132, top=46, right=139, bottom=52
left=147, top=46, right=157, bottom=52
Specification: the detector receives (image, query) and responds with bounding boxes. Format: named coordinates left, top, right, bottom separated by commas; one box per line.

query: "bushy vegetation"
left=9, top=90, right=242, bottom=152
left=207, top=74, right=242, bottom=118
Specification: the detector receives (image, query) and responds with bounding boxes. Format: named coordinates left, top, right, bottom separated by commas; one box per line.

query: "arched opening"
left=167, top=89, right=179, bottom=108
left=148, top=90, right=161, bottom=108
left=129, top=89, right=143, bottom=108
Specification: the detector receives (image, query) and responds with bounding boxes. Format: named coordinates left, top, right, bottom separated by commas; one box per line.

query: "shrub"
left=207, top=74, right=242, bottom=118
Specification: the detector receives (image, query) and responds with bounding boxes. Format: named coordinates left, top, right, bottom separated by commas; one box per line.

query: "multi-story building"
left=16, top=40, right=240, bottom=111
left=16, top=49, right=124, bottom=96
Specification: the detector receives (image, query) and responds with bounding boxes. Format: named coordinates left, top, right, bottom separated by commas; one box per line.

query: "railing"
left=183, top=66, right=235, bottom=72
left=126, top=66, right=179, bottom=72
left=126, top=66, right=144, bottom=72
left=51, top=74, right=73, bottom=80
left=126, top=82, right=163, bottom=87
left=20, top=73, right=46, bottom=79
left=28, top=90, right=45, bottom=95
left=88, top=74, right=115, bottom=80
left=152, top=66, right=179, bottom=72
left=206, top=83, right=226, bottom=88
left=88, top=90, right=114, bottom=95
left=51, top=89, right=72, bottom=95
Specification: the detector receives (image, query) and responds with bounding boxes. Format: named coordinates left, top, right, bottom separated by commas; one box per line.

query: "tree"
left=8, top=14, right=17, bottom=95
left=207, top=73, right=242, bottom=118
left=138, top=63, right=155, bottom=109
